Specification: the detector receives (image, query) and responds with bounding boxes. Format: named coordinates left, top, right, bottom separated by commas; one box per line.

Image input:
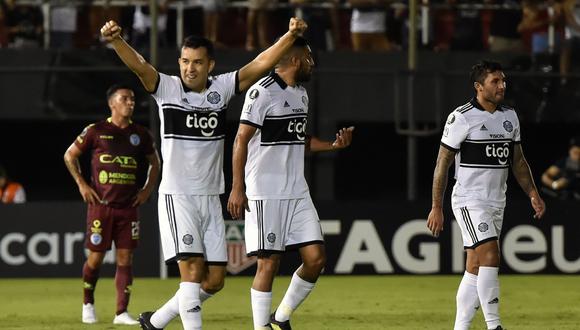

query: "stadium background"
left=0, top=1, right=579, bottom=328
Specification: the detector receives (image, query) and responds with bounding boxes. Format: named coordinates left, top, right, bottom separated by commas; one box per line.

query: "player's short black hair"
left=181, top=35, right=215, bottom=59
left=470, top=60, right=503, bottom=85
left=106, top=84, right=133, bottom=101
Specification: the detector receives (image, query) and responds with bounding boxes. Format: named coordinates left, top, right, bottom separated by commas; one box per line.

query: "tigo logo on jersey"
left=186, top=112, right=219, bottom=137
left=485, top=142, right=510, bottom=165
left=287, top=118, right=307, bottom=141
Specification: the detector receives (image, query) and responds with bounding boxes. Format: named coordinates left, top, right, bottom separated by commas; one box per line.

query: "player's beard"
left=296, top=65, right=312, bottom=83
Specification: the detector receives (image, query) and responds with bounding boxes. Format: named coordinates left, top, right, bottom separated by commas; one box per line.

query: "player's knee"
left=204, top=276, right=225, bottom=293
left=256, top=258, right=280, bottom=277
left=304, top=253, right=326, bottom=273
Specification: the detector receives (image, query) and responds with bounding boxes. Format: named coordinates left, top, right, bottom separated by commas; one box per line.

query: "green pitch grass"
left=0, top=275, right=579, bottom=329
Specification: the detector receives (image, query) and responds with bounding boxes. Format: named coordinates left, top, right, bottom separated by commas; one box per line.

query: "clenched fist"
left=100, top=20, right=122, bottom=42
left=288, top=17, right=307, bottom=37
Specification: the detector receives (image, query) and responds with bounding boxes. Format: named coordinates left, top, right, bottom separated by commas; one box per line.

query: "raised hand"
left=100, top=20, right=122, bottom=42
left=289, top=17, right=308, bottom=37
left=332, top=126, right=355, bottom=149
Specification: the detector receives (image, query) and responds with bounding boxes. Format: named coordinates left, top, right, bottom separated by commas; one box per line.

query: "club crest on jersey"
left=503, top=120, right=513, bottom=132
left=207, top=91, right=221, bottom=104
left=183, top=234, right=194, bottom=245
left=249, top=89, right=259, bottom=99
left=267, top=233, right=276, bottom=244
left=129, top=134, right=140, bottom=146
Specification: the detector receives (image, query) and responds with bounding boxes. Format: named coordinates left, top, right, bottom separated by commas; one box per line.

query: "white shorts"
left=158, top=194, right=227, bottom=264
left=453, top=205, right=504, bottom=249
left=245, top=197, right=324, bottom=256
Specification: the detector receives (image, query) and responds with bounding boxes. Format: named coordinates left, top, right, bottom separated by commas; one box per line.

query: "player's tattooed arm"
left=512, top=144, right=546, bottom=219
left=431, top=146, right=455, bottom=208
left=427, top=146, right=455, bottom=237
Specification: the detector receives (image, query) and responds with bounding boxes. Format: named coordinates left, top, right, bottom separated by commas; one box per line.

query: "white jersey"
left=441, top=99, right=521, bottom=208
left=239, top=73, right=310, bottom=199
left=152, top=71, right=238, bottom=195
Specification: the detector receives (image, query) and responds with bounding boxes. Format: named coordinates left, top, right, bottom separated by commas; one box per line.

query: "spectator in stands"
left=203, top=0, right=228, bottom=48
left=290, top=0, right=342, bottom=51
left=0, top=164, right=26, bottom=204
left=560, top=0, right=580, bottom=82
left=50, top=2, right=77, bottom=49
left=0, top=2, right=7, bottom=47
left=348, top=0, right=392, bottom=51
left=245, top=0, right=278, bottom=50
left=1, top=0, right=43, bottom=48
left=487, top=0, right=525, bottom=52
left=517, top=0, right=565, bottom=56
left=131, top=0, right=170, bottom=51
left=541, top=136, right=580, bottom=200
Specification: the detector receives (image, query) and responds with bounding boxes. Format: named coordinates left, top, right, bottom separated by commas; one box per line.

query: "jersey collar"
left=107, top=117, right=133, bottom=125
left=469, top=97, right=503, bottom=112
left=270, top=71, right=288, bottom=89
left=181, top=78, right=212, bottom=93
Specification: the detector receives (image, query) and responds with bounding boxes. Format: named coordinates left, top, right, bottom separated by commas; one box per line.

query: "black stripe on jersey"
left=460, top=140, right=513, bottom=167
left=240, top=119, right=262, bottom=129
left=460, top=164, right=509, bottom=169
left=165, top=195, right=179, bottom=256
left=469, top=236, right=498, bottom=249
left=461, top=207, right=478, bottom=244
left=259, top=77, right=274, bottom=87
left=261, top=115, right=307, bottom=144
left=234, top=70, right=241, bottom=95
left=465, top=139, right=512, bottom=143
left=261, top=141, right=306, bottom=146
left=440, top=141, right=459, bottom=152
left=151, top=73, right=161, bottom=95
left=265, top=113, right=307, bottom=119
left=163, top=134, right=225, bottom=141
left=457, top=103, right=473, bottom=113
left=162, top=103, right=228, bottom=111
left=162, top=107, right=226, bottom=139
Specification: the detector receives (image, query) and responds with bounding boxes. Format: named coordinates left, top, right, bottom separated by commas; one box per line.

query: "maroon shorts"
left=85, top=204, right=139, bottom=252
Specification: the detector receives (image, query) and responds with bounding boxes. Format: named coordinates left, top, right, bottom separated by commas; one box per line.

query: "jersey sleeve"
left=215, top=71, right=239, bottom=101
left=73, top=124, right=96, bottom=153
left=512, top=112, right=521, bottom=143
left=239, top=85, right=270, bottom=128
left=440, top=112, right=469, bottom=151
left=151, top=72, right=179, bottom=103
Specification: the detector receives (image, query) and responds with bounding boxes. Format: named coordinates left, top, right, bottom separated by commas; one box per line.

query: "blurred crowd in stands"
left=0, top=1, right=577, bottom=59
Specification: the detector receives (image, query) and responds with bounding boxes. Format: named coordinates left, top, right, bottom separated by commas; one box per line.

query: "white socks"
left=274, top=272, right=315, bottom=322
left=150, top=292, right=179, bottom=328
left=477, top=266, right=501, bottom=330
left=178, top=282, right=202, bottom=330
left=454, top=271, right=480, bottom=330
left=251, top=288, right=272, bottom=330
left=150, top=288, right=213, bottom=328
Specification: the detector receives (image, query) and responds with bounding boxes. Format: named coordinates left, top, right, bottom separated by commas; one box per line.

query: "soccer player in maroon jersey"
left=64, top=84, right=160, bottom=325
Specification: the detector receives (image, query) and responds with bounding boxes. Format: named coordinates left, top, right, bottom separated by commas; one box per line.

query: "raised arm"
left=512, top=144, right=546, bottom=219
left=237, top=17, right=307, bottom=92
left=307, top=126, right=355, bottom=153
left=100, top=20, right=159, bottom=92
left=64, top=143, right=100, bottom=204
left=227, top=123, right=257, bottom=219
left=426, top=145, right=456, bottom=237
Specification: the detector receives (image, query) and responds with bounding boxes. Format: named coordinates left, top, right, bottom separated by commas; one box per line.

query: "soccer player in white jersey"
left=227, top=37, right=355, bottom=330
left=427, top=60, right=546, bottom=330
left=100, top=17, right=308, bottom=330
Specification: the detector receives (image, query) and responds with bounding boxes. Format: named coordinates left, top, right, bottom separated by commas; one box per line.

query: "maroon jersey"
left=74, top=118, right=155, bottom=208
